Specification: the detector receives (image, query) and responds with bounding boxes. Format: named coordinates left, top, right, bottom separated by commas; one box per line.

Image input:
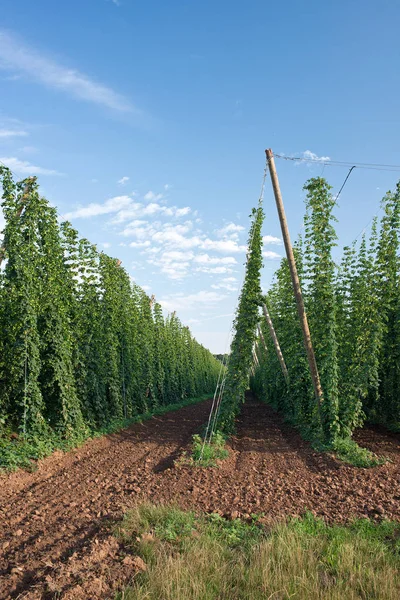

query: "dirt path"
left=1, top=396, right=400, bottom=599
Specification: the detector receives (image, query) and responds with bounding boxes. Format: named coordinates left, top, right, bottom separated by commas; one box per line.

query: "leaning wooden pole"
left=261, top=301, right=289, bottom=385
left=257, top=323, right=268, bottom=353
left=265, top=148, right=324, bottom=409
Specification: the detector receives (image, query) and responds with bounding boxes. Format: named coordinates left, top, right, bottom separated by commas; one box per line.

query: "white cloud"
left=118, top=176, right=129, bottom=185
left=211, top=277, right=238, bottom=292
left=144, top=190, right=163, bottom=202
left=114, top=201, right=187, bottom=224
left=263, top=234, right=282, bottom=245
left=196, top=266, right=233, bottom=274
left=149, top=249, right=194, bottom=279
left=263, top=250, right=281, bottom=260
left=145, top=202, right=169, bottom=215
left=0, top=30, right=133, bottom=112
left=0, top=129, right=28, bottom=138
left=101, top=242, right=111, bottom=248
left=151, top=223, right=202, bottom=250
left=201, top=239, right=246, bottom=253
left=63, top=195, right=131, bottom=219
left=175, top=206, right=191, bottom=217
left=164, top=183, right=171, bottom=190
left=302, top=150, right=331, bottom=163
left=66, top=195, right=191, bottom=224
left=129, top=240, right=151, bottom=248
left=160, top=290, right=226, bottom=312
left=193, top=253, right=236, bottom=265
left=217, top=222, right=244, bottom=237
left=0, top=156, right=62, bottom=176
left=161, top=250, right=193, bottom=262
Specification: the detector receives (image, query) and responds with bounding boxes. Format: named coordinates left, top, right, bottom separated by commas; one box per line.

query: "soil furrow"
left=1, top=395, right=399, bottom=599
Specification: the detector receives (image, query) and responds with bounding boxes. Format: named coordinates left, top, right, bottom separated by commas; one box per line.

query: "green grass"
left=0, top=394, right=211, bottom=472
left=332, top=437, right=385, bottom=468
left=116, top=503, right=400, bottom=600
left=177, top=430, right=229, bottom=467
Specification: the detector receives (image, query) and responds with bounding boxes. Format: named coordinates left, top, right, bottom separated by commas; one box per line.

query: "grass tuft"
left=177, top=431, right=229, bottom=468
left=116, top=503, right=400, bottom=600
left=332, top=436, right=386, bottom=468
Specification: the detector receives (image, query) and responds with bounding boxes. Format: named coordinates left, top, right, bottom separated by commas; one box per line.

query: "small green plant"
left=177, top=431, right=229, bottom=468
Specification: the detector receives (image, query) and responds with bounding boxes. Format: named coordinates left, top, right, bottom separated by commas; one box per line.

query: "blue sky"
left=0, top=0, right=399, bottom=352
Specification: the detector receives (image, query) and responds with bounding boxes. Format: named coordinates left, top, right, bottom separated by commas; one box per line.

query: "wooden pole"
left=252, top=346, right=260, bottom=367
left=257, top=323, right=268, bottom=353
left=261, top=302, right=289, bottom=385
left=265, top=148, right=324, bottom=409
left=254, top=337, right=263, bottom=363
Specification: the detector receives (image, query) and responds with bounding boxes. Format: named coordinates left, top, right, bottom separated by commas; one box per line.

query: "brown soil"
left=1, top=395, right=400, bottom=599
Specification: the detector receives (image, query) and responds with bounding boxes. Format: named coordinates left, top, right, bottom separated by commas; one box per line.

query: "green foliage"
left=217, top=203, right=264, bottom=433
left=252, top=177, right=400, bottom=453
left=303, top=178, right=340, bottom=440
left=0, top=168, right=221, bottom=469
left=178, top=431, right=228, bottom=467
left=331, top=437, right=384, bottom=468
left=117, top=503, right=400, bottom=600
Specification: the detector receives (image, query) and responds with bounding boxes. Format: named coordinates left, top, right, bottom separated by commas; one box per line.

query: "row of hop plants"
left=216, top=201, right=265, bottom=433
left=0, top=167, right=221, bottom=447
left=251, top=177, right=400, bottom=448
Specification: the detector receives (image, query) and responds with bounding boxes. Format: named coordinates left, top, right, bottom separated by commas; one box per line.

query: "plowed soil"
left=1, top=395, right=400, bottom=599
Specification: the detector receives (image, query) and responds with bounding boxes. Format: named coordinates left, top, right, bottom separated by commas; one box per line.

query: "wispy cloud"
left=201, top=239, right=246, bottom=253
left=193, top=254, right=236, bottom=266
left=301, top=150, right=331, bottom=163
left=144, top=190, right=163, bottom=202
left=0, top=129, right=28, bottom=138
left=0, top=156, right=63, bottom=176
left=63, top=195, right=132, bottom=219
left=263, top=250, right=281, bottom=260
left=263, top=234, right=282, bottom=245
left=118, top=176, right=129, bottom=185
left=211, top=277, right=238, bottom=292
left=0, top=30, right=133, bottom=112
left=160, top=290, right=227, bottom=312
left=217, top=222, right=244, bottom=237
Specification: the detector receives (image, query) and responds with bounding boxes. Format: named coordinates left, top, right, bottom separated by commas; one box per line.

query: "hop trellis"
left=252, top=177, right=400, bottom=440
left=0, top=168, right=221, bottom=440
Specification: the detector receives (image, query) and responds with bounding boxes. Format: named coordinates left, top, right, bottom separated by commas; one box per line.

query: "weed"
left=177, top=431, right=229, bottom=468
left=331, top=437, right=385, bottom=468
left=116, top=503, right=400, bottom=600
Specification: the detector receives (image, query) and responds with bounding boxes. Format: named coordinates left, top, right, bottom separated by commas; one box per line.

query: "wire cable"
left=274, top=154, right=400, bottom=172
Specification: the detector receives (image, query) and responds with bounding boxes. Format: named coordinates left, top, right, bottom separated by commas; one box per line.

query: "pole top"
left=265, top=148, right=273, bottom=158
